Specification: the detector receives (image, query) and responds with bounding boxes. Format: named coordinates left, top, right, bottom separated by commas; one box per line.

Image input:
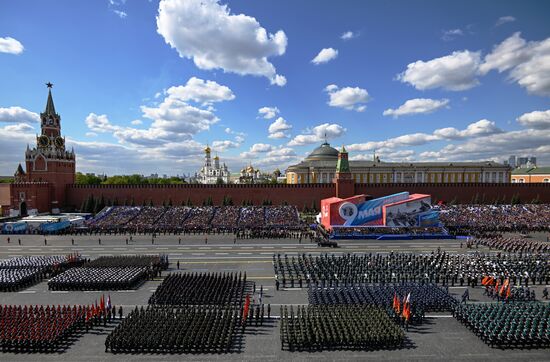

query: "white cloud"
left=268, top=117, right=292, bottom=139
left=478, top=32, right=527, bottom=74
left=0, top=106, right=39, bottom=124
left=479, top=33, right=550, bottom=97
left=324, top=84, right=370, bottom=111
left=250, top=143, right=273, bottom=153
left=112, top=9, right=127, bottom=18
left=418, top=128, right=550, bottom=164
left=441, top=29, right=463, bottom=41
left=351, top=149, right=415, bottom=162
left=85, top=113, right=119, bottom=133
left=212, top=140, right=240, bottom=151
left=0, top=37, right=24, bottom=54
left=383, top=98, right=449, bottom=118
left=239, top=145, right=298, bottom=169
left=130, top=119, right=143, bottom=125
left=156, top=0, right=287, bottom=86
left=517, top=110, right=550, bottom=130
left=347, top=119, right=502, bottom=151
left=341, top=31, right=357, bottom=40
left=288, top=123, right=346, bottom=146
left=84, top=79, right=234, bottom=148
left=397, top=50, right=481, bottom=91
left=495, top=16, right=516, bottom=27
left=312, top=48, right=338, bottom=65
left=85, top=132, right=98, bottom=137
left=166, top=77, right=235, bottom=105
left=258, top=106, right=279, bottom=119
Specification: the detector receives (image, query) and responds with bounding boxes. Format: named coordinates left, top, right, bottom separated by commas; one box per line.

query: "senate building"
left=285, top=141, right=511, bottom=185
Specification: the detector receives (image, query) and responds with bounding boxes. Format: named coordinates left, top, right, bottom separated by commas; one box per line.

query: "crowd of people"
left=0, top=255, right=84, bottom=292
left=83, top=205, right=301, bottom=233
left=308, top=284, right=457, bottom=325
left=472, top=236, right=550, bottom=254
left=47, top=255, right=168, bottom=291
left=280, top=305, right=404, bottom=351
left=48, top=267, right=148, bottom=291
left=0, top=269, right=42, bottom=292
left=105, top=306, right=244, bottom=354
left=454, top=302, right=550, bottom=348
left=273, top=252, right=549, bottom=288
left=149, top=272, right=249, bottom=306
left=438, top=204, right=550, bottom=235
left=330, top=226, right=446, bottom=238
left=0, top=304, right=86, bottom=352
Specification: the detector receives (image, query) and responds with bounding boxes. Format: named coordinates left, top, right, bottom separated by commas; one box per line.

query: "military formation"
left=0, top=255, right=83, bottom=292
left=105, top=306, right=244, bottom=354
left=0, top=304, right=98, bottom=353
left=454, top=302, right=550, bottom=348
left=149, top=272, right=249, bottom=306
left=47, top=255, right=168, bottom=291
left=280, top=305, right=404, bottom=351
left=273, top=252, right=550, bottom=288
left=308, top=284, right=457, bottom=325
left=473, top=236, right=550, bottom=254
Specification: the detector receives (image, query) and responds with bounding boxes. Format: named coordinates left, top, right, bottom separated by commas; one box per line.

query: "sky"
left=0, top=0, right=549, bottom=176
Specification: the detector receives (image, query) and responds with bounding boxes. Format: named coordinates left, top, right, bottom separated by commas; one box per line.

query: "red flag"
left=243, top=294, right=251, bottom=322
left=100, top=295, right=105, bottom=314
left=506, top=285, right=511, bottom=299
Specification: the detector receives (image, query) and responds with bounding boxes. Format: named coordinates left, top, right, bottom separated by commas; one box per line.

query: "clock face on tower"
left=38, top=135, right=50, bottom=147
left=54, top=136, right=64, bottom=148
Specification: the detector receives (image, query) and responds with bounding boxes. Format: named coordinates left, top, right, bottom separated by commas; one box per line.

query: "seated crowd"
left=81, top=205, right=301, bottom=233
left=438, top=204, right=550, bottom=235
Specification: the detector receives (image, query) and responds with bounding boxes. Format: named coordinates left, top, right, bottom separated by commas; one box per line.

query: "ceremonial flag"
left=392, top=293, right=398, bottom=312
left=506, top=285, right=511, bottom=299
left=495, top=280, right=500, bottom=293
left=100, top=295, right=105, bottom=314
left=107, top=294, right=112, bottom=310
left=243, top=294, right=251, bottom=322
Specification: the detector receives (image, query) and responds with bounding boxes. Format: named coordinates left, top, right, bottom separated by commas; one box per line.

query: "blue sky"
left=0, top=0, right=549, bottom=176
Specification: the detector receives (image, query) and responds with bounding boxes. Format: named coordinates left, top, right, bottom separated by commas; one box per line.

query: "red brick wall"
left=10, top=183, right=52, bottom=212
left=66, top=183, right=336, bottom=210
left=65, top=182, right=550, bottom=211
left=354, top=183, right=550, bottom=204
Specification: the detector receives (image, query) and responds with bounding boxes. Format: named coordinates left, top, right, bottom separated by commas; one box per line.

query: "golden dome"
left=204, top=145, right=211, bottom=153
left=214, top=154, right=219, bottom=160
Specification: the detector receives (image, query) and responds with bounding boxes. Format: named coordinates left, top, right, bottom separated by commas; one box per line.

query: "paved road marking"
left=191, top=253, right=205, bottom=256
left=238, top=252, right=252, bottom=255
left=18, top=290, right=36, bottom=294
left=215, top=252, right=229, bottom=255
left=8, top=248, right=21, bottom=251
left=51, top=291, right=68, bottom=294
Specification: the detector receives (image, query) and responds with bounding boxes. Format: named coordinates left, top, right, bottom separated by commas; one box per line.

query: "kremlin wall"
left=1, top=86, right=549, bottom=216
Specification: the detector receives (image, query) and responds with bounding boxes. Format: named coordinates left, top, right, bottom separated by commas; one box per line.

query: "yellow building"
left=285, top=141, right=511, bottom=184
left=511, top=167, right=550, bottom=183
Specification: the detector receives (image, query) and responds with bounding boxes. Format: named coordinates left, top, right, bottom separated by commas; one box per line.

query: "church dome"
left=305, top=141, right=339, bottom=161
